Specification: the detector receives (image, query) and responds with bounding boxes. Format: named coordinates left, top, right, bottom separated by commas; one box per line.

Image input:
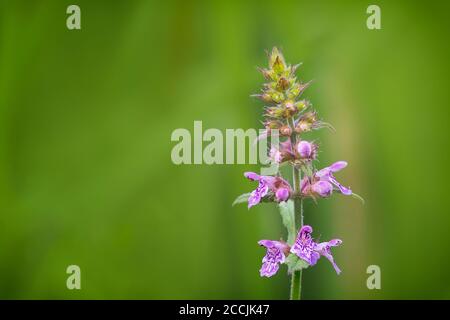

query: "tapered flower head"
left=244, top=172, right=292, bottom=208
left=253, top=47, right=311, bottom=122
left=290, top=225, right=343, bottom=274
left=258, top=240, right=290, bottom=277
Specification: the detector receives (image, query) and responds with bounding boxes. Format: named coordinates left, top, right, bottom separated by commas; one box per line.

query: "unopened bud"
left=295, top=101, right=307, bottom=112
left=280, top=125, right=292, bottom=136
left=295, top=111, right=317, bottom=132
left=284, top=100, right=297, bottom=117
left=296, top=140, right=318, bottom=160
left=276, top=77, right=289, bottom=91
left=269, top=47, right=286, bottom=74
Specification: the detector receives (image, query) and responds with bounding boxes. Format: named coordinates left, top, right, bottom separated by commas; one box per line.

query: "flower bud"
left=295, top=111, right=317, bottom=133
left=271, top=92, right=284, bottom=103
left=264, top=120, right=281, bottom=130
left=276, top=77, right=289, bottom=91
left=295, top=100, right=308, bottom=112
left=269, top=47, right=286, bottom=74
left=288, top=83, right=301, bottom=98
left=297, top=141, right=312, bottom=158
left=275, top=187, right=290, bottom=202
left=296, top=140, right=318, bottom=160
left=279, top=126, right=291, bottom=136
left=284, top=100, right=297, bottom=117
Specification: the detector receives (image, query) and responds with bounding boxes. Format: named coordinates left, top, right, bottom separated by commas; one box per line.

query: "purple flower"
left=269, top=139, right=294, bottom=164
left=258, top=240, right=290, bottom=277
left=296, top=140, right=318, bottom=160
left=311, top=180, right=333, bottom=197
left=244, top=172, right=292, bottom=208
left=315, top=161, right=352, bottom=195
left=269, top=147, right=283, bottom=164
left=290, top=225, right=343, bottom=274
left=290, top=225, right=320, bottom=265
left=301, top=161, right=352, bottom=198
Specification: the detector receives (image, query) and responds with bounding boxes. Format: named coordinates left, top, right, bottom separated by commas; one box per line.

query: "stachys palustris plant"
left=233, top=47, right=363, bottom=300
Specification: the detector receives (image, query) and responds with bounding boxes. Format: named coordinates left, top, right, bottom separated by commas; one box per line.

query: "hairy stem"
left=289, top=118, right=303, bottom=300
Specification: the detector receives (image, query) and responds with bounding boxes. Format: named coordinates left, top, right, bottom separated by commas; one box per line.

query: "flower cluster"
left=234, top=48, right=360, bottom=288
left=259, top=225, right=342, bottom=277
left=244, top=172, right=291, bottom=208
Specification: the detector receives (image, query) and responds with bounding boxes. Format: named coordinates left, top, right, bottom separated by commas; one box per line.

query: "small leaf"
left=278, top=200, right=296, bottom=245
left=285, top=253, right=309, bottom=274
left=232, top=193, right=251, bottom=207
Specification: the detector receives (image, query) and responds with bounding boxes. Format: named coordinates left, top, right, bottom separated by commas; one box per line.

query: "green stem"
left=289, top=117, right=303, bottom=300
left=290, top=167, right=303, bottom=300
left=290, top=263, right=302, bottom=300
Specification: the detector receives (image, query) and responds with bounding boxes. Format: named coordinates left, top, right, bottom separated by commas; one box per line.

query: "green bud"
left=272, top=56, right=285, bottom=74
left=269, top=47, right=287, bottom=75
left=295, top=100, right=309, bottom=112
left=276, top=77, right=289, bottom=91
left=287, top=83, right=301, bottom=99
left=264, top=120, right=282, bottom=129
left=271, top=91, right=284, bottom=103
left=295, top=111, right=317, bottom=132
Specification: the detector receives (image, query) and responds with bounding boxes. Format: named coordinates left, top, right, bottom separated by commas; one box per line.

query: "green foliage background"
left=1, top=0, right=449, bottom=299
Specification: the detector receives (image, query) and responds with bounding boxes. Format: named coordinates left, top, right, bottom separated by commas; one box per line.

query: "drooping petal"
left=260, top=260, right=280, bottom=277
left=315, top=239, right=342, bottom=274
left=258, top=240, right=289, bottom=277
left=248, top=182, right=269, bottom=208
left=329, top=176, right=352, bottom=195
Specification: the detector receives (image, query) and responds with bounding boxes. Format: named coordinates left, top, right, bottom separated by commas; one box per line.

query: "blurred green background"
left=1, top=0, right=449, bottom=299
